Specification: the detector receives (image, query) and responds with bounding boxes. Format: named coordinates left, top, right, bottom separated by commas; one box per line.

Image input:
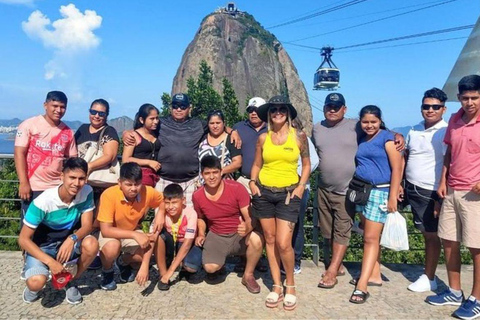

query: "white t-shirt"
left=405, top=120, right=448, bottom=190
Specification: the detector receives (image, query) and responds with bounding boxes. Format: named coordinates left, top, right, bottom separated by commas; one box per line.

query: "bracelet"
left=249, top=179, right=257, bottom=184
left=298, top=182, right=307, bottom=187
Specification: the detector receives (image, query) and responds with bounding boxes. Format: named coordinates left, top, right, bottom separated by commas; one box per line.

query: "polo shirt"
left=405, top=119, right=448, bottom=190
left=233, top=120, right=267, bottom=178
left=23, top=184, right=94, bottom=247
left=97, top=185, right=163, bottom=231
left=444, top=108, right=480, bottom=190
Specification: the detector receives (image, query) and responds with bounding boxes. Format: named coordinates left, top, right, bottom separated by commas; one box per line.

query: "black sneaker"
left=116, top=258, right=134, bottom=283
left=157, top=280, right=170, bottom=291
left=101, top=270, right=117, bottom=291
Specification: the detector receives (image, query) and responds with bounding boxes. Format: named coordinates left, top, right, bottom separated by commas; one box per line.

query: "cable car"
left=314, top=47, right=340, bottom=91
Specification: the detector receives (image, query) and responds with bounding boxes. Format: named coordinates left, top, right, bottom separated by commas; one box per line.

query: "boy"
left=96, top=162, right=164, bottom=290
left=18, top=157, right=98, bottom=305
left=156, top=184, right=202, bottom=291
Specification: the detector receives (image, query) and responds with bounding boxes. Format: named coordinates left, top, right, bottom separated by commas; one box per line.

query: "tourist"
left=18, top=157, right=98, bottom=305
left=250, top=95, right=311, bottom=310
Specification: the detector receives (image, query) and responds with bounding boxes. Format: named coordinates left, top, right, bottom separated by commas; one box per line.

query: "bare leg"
left=424, top=231, right=441, bottom=280
left=100, top=240, right=121, bottom=270
left=276, top=218, right=296, bottom=296
left=443, top=239, right=461, bottom=291
left=469, top=247, right=480, bottom=298
left=260, top=218, right=282, bottom=295
left=74, top=236, right=98, bottom=279
left=244, top=231, right=264, bottom=278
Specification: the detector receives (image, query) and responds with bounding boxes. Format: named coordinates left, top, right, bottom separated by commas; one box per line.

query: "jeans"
left=292, top=189, right=310, bottom=267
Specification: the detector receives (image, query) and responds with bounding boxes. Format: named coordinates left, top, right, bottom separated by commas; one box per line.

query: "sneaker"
left=408, top=274, right=438, bottom=292
left=20, top=269, right=26, bottom=281
left=100, top=270, right=117, bottom=291
left=453, top=296, right=480, bottom=320
left=118, top=264, right=135, bottom=283
left=157, top=280, right=170, bottom=291
left=64, top=285, right=83, bottom=305
left=294, top=266, right=302, bottom=275
left=426, top=288, right=464, bottom=306
left=22, top=287, right=40, bottom=303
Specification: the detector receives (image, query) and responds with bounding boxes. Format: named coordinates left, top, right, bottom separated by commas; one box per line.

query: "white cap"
left=247, top=97, right=266, bottom=108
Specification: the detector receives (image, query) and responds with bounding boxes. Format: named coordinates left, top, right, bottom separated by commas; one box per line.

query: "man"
left=233, top=97, right=267, bottom=193
left=405, top=88, right=448, bottom=292
left=192, top=156, right=264, bottom=294
left=96, top=162, right=164, bottom=290
left=18, top=157, right=98, bottom=305
left=426, top=75, right=480, bottom=320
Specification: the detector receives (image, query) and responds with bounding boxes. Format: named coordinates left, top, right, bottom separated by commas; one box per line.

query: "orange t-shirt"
left=97, top=185, right=163, bottom=231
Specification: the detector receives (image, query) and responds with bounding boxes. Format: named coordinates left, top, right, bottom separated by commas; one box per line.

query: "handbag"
left=84, top=126, right=120, bottom=187
left=346, top=175, right=374, bottom=205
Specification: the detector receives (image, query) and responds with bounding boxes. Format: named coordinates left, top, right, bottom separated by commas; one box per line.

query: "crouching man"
left=192, top=156, right=264, bottom=293
left=19, top=157, right=98, bottom=305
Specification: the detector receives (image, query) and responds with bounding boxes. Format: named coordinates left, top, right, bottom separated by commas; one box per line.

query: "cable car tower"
left=313, top=46, right=340, bottom=91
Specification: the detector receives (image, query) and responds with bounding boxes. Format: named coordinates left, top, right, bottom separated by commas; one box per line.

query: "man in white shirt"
left=405, top=87, right=448, bottom=292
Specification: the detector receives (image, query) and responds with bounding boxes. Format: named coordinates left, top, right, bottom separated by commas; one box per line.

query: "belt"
left=258, top=182, right=298, bottom=193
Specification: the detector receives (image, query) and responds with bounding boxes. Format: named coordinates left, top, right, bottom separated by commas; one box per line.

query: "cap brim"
left=257, top=103, right=297, bottom=122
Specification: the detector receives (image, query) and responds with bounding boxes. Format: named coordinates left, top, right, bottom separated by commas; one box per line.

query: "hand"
left=237, top=216, right=250, bottom=237
left=397, top=184, right=404, bottom=202
left=472, top=182, right=480, bottom=195
left=195, top=234, right=205, bottom=247
left=249, top=182, right=261, bottom=196
left=135, top=265, right=149, bottom=286
left=230, top=130, right=242, bottom=149
left=122, top=130, right=136, bottom=146
left=148, top=160, right=161, bottom=172
left=161, top=271, right=173, bottom=284
left=56, top=237, right=75, bottom=264
left=387, top=196, right=397, bottom=213
left=18, top=181, right=32, bottom=201
left=394, top=133, right=405, bottom=152
left=48, top=259, right=65, bottom=275
left=134, top=232, right=150, bottom=249
left=148, top=232, right=159, bottom=243
left=437, top=181, right=447, bottom=199
left=291, top=185, right=305, bottom=199
left=433, top=200, right=442, bottom=218
left=87, top=163, right=92, bottom=177
left=151, top=216, right=164, bottom=233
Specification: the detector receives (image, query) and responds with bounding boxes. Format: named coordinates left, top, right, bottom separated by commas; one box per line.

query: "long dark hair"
left=134, top=103, right=160, bottom=135
left=359, top=105, right=387, bottom=130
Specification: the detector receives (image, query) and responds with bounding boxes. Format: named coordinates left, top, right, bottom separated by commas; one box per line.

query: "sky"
left=0, top=0, right=479, bottom=129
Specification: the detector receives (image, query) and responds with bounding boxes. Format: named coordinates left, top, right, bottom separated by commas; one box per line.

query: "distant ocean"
left=0, top=133, right=15, bottom=155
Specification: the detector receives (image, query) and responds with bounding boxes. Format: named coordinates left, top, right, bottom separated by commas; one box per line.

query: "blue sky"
left=0, top=0, right=478, bottom=129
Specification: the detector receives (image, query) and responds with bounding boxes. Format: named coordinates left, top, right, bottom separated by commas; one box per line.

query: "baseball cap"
left=171, top=93, right=190, bottom=107
left=324, top=93, right=346, bottom=108
left=247, top=97, right=266, bottom=109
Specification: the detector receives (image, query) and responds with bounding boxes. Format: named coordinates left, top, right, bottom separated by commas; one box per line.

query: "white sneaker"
left=408, top=274, right=438, bottom=292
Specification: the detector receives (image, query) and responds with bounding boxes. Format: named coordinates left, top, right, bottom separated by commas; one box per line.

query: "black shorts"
left=251, top=185, right=301, bottom=223
left=405, top=181, right=440, bottom=233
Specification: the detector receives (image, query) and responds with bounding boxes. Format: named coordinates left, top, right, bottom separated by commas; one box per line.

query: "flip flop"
left=317, top=278, right=338, bottom=289
left=349, top=289, right=370, bottom=304
left=349, top=278, right=382, bottom=287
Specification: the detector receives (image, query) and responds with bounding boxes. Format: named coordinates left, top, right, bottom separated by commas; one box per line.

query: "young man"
left=18, top=157, right=98, bottom=305
left=192, top=156, right=264, bottom=293
left=96, top=162, right=164, bottom=290
left=426, top=75, right=480, bottom=320
left=156, top=183, right=202, bottom=291
left=405, top=88, right=448, bottom=292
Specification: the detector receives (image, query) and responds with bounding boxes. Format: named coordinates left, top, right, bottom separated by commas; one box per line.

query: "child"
left=156, top=183, right=202, bottom=291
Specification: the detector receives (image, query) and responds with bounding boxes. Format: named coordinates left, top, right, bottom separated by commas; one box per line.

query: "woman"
left=249, top=95, right=311, bottom=311
left=348, top=105, right=403, bottom=304
left=122, top=103, right=161, bottom=187
left=198, top=109, right=242, bottom=182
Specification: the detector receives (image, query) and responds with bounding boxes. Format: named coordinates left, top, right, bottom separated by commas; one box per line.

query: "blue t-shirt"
left=233, top=120, right=267, bottom=178
left=354, top=129, right=395, bottom=187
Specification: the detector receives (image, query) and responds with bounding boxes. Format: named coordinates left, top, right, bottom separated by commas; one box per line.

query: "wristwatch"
left=69, top=234, right=78, bottom=243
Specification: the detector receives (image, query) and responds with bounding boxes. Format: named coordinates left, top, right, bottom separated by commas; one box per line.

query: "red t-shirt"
left=193, top=180, right=250, bottom=235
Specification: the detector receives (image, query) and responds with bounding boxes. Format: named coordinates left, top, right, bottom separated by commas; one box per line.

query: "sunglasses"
left=172, top=104, right=189, bottom=110
left=324, top=104, right=342, bottom=112
left=89, top=109, right=107, bottom=117
left=269, top=106, right=288, bottom=114
left=421, top=104, right=444, bottom=111
left=246, top=106, right=257, bottom=114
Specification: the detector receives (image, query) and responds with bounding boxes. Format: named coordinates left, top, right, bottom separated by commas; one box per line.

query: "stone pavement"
left=0, top=251, right=474, bottom=319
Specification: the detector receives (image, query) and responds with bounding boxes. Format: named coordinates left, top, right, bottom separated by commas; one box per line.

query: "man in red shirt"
left=192, top=156, right=264, bottom=294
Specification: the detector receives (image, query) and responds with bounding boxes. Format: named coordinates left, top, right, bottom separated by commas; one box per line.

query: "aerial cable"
left=273, top=0, right=349, bottom=27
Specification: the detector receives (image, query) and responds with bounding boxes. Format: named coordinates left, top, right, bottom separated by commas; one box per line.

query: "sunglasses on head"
left=421, top=104, right=444, bottom=111
left=89, top=109, right=107, bottom=117
left=269, top=106, right=288, bottom=114
left=172, top=104, right=189, bottom=110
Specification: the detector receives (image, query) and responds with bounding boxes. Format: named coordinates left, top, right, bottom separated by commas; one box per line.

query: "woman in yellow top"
left=249, top=95, right=311, bottom=311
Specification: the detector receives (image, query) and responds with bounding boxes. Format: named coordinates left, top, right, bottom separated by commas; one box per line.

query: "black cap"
left=172, top=93, right=190, bottom=107
left=324, top=93, right=345, bottom=108
left=257, top=95, right=297, bottom=122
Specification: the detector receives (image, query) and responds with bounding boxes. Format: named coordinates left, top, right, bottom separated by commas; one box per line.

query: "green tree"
left=160, top=92, right=171, bottom=117
left=221, top=77, right=242, bottom=127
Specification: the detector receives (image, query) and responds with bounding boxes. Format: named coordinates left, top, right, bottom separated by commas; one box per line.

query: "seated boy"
left=156, top=184, right=202, bottom=291
left=97, top=162, right=164, bottom=290
left=18, top=157, right=98, bottom=305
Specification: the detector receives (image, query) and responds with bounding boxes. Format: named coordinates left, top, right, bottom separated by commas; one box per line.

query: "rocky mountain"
left=171, top=9, right=313, bottom=133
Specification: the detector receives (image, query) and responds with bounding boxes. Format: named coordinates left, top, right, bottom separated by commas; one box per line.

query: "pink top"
left=164, top=206, right=197, bottom=242
left=444, top=108, right=480, bottom=190
left=193, top=180, right=250, bottom=235
left=15, top=115, right=77, bottom=191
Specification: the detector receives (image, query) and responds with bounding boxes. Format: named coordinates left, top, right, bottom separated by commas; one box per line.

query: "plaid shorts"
left=155, top=176, right=199, bottom=208
left=356, top=188, right=389, bottom=224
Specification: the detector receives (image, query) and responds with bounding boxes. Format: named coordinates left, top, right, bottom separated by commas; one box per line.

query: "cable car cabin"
left=314, top=68, right=340, bottom=90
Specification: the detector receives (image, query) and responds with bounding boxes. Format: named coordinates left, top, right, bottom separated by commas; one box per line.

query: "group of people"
left=13, top=74, right=480, bottom=319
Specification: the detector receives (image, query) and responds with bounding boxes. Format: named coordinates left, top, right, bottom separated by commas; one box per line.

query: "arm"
left=195, top=218, right=207, bottom=247
left=237, top=206, right=253, bottom=237
left=226, top=126, right=242, bottom=148
left=100, top=222, right=150, bottom=249
left=152, top=201, right=166, bottom=233
left=56, top=210, right=95, bottom=263
left=386, top=141, right=403, bottom=213
left=249, top=134, right=266, bottom=196
left=391, top=131, right=405, bottom=152
left=88, top=140, right=119, bottom=173
left=292, top=130, right=311, bottom=199
left=161, top=238, right=194, bottom=283
left=437, top=145, right=451, bottom=199
left=14, top=146, right=31, bottom=201
left=135, top=236, right=157, bottom=286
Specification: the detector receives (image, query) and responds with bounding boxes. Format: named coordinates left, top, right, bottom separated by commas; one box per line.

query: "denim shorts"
left=160, top=230, right=202, bottom=272
left=251, top=185, right=301, bottom=223
left=24, top=240, right=81, bottom=280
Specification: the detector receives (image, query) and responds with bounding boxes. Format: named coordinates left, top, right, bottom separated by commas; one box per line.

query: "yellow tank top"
left=259, top=127, right=300, bottom=187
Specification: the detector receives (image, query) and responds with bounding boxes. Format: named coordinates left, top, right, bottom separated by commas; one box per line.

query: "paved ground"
left=0, top=251, right=474, bottom=319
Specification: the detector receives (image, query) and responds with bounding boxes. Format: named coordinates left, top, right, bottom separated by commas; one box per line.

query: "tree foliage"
left=160, top=92, right=171, bottom=118
left=0, top=159, right=20, bottom=250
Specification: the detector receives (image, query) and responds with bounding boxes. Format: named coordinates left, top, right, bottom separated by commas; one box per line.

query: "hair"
left=359, top=105, right=387, bottom=130
left=200, top=155, right=222, bottom=172
left=120, top=162, right=143, bottom=182
left=267, top=106, right=292, bottom=131
left=134, top=103, right=160, bottom=134
left=163, top=183, right=184, bottom=199
left=207, top=109, right=225, bottom=123
left=90, top=99, right=110, bottom=117
left=62, top=157, right=88, bottom=175
left=458, top=75, right=480, bottom=94
left=45, top=91, right=68, bottom=104
left=291, top=117, right=304, bottom=131
left=423, top=87, right=447, bottom=103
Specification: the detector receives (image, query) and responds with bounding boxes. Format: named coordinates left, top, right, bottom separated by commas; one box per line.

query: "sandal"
left=265, top=284, right=283, bottom=308
left=283, top=284, right=297, bottom=311
left=349, top=278, right=382, bottom=287
left=349, top=289, right=370, bottom=304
